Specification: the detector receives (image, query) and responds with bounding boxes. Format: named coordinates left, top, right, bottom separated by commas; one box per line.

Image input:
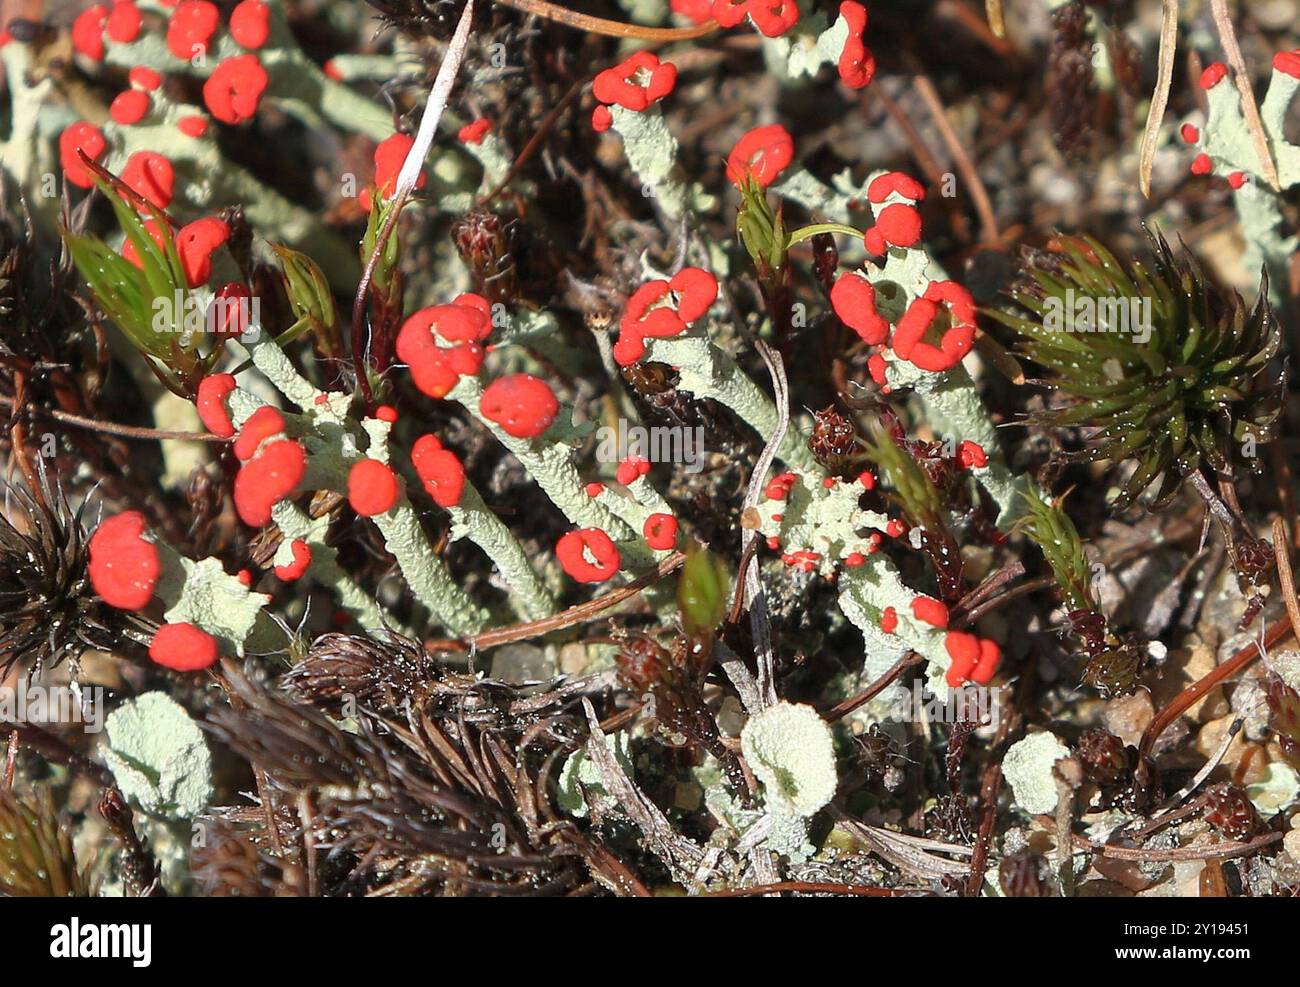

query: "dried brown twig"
left=425, top=551, right=684, bottom=654
left=0, top=394, right=225, bottom=442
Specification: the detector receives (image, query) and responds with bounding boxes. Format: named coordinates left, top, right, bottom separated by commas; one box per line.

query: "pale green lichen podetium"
left=223, top=380, right=393, bottom=633
left=1002, top=731, right=1071, bottom=815
left=641, top=333, right=821, bottom=474
left=448, top=374, right=656, bottom=572
left=763, top=10, right=848, bottom=86
left=362, top=418, right=555, bottom=623
left=0, top=42, right=54, bottom=196
left=451, top=304, right=679, bottom=579
left=609, top=105, right=714, bottom=221
left=102, top=693, right=213, bottom=821
left=227, top=336, right=488, bottom=636
left=1188, top=58, right=1300, bottom=297
left=748, top=471, right=958, bottom=697
left=778, top=168, right=1036, bottom=530
left=741, top=701, right=838, bottom=859
left=154, top=547, right=282, bottom=656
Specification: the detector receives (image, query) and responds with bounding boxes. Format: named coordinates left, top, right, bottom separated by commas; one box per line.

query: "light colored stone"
left=558, top=642, right=588, bottom=676
left=1103, top=691, right=1154, bottom=748
left=490, top=643, right=553, bottom=683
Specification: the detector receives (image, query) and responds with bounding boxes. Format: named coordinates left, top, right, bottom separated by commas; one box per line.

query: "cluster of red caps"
left=573, top=454, right=679, bottom=583
left=395, top=293, right=493, bottom=399
left=591, top=51, right=678, bottom=133
left=66, top=1, right=273, bottom=203
left=60, top=99, right=244, bottom=327
left=591, top=3, right=869, bottom=132
left=835, top=2, right=875, bottom=89
left=554, top=515, right=675, bottom=585
left=394, top=293, right=561, bottom=440
left=879, top=598, right=1000, bottom=688
left=196, top=381, right=315, bottom=531
left=230, top=404, right=306, bottom=527
left=761, top=456, right=1000, bottom=685
left=669, top=0, right=870, bottom=88
left=393, top=304, right=610, bottom=581
left=88, top=511, right=221, bottom=671
left=61, top=0, right=273, bottom=325
left=762, top=469, right=890, bottom=572
left=826, top=172, right=977, bottom=380
left=902, top=598, right=999, bottom=687
left=711, top=0, right=800, bottom=38
left=614, top=266, right=718, bottom=365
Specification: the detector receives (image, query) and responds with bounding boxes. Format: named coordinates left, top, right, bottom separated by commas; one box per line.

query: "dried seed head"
left=808, top=405, right=857, bottom=471
left=1081, top=635, right=1146, bottom=699
left=999, top=851, right=1049, bottom=897
left=1074, top=727, right=1130, bottom=787
left=616, top=634, right=672, bottom=694
left=451, top=211, right=517, bottom=302
left=1048, top=1, right=1094, bottom=157
left=1263, top=672, right=1300, bottom=756
left=1202, top=782, right=1261, bottom=842
left=283, top=630, right=438, bottom=715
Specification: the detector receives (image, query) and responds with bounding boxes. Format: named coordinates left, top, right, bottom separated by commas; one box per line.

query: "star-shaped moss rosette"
left=987, top=231, right=1284, bottom=512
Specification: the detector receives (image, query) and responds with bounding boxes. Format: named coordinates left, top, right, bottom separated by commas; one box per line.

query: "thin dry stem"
left=911, top=73, right=999, bottom=244
left=1139, top=0, right=1178, bottom=198
left=1140, top=615, right=1295, bottom=757
left=493, top=0, right=718, bottom=40
left=1210, top=0, right=1281, bottom=191
left=820, top=652, right=923, bottom=723
left=0, top=394, right=226, bottom=442
left=985, top=0, right=1005, bottom=39
left=1273, top=517, right=1300, bottom=650
left=425, top=551, right=685, bottom=653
